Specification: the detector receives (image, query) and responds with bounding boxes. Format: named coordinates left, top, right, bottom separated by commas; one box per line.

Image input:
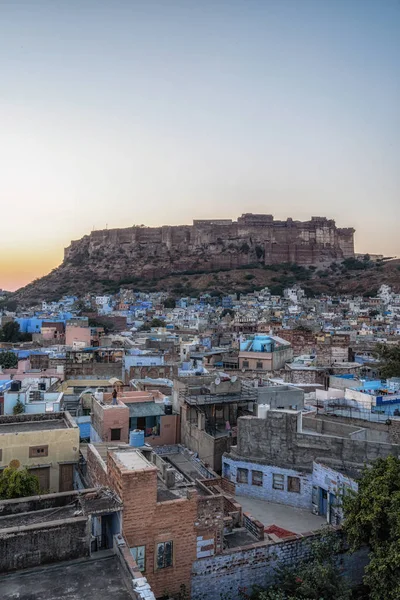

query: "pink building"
left=66, top=325, right=91, bottom=348
left=92, top=390, right=180, bottom=446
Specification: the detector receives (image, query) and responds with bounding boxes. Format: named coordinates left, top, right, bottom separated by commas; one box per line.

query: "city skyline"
left=1, top=0, right=399, bottom=291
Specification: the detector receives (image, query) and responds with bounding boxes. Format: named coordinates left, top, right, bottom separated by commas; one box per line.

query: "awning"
left=128, top=402, right=165, bottom=418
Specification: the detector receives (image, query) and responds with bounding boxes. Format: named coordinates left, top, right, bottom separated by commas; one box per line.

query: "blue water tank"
left=129, top=429, right=145, bottom=447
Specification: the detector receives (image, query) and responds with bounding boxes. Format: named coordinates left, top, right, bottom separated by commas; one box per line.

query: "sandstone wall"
left=63, top=214, right=355, bottom=277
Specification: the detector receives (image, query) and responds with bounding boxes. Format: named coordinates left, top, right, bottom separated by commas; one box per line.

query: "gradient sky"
left=1, top=0, right=399, bottom=291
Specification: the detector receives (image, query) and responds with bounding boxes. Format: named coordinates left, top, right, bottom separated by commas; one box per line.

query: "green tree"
left=374, top=343, right=400, bottom=378
left=0, top=464, right=40, bottom=499
left=150, top=318, right=166, bottom=328
left=164, top=297, right=176, bottom=309
left=0, top=351, right=18, bottom=369
left=247, top=532, right=350, bottom=600
left=343, top=455, right=400, bottom=600
left=13, top=397, right=24, bottom=415
left=0, top=321, right=21, bottom=343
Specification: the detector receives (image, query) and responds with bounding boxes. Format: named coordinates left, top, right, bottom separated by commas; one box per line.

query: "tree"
left=13, top=398, right=24, bottom=415
left=0, top=351, right=18, bottom=369
left=0, top=321, right=21, bottom=343
left=150, top=318, right=165, bottom=328
left=343, top=455, right=400, bottom=600
left=164, top=297, right=176, bottom=309
left=374, top=343, right=400, bottom=378
left=0, top=464, right=40, bottom=499
left=246, top=532, right=350, bottom=600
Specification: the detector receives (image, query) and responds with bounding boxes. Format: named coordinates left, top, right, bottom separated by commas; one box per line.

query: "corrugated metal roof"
left=128, top=402, right=165, bottom=417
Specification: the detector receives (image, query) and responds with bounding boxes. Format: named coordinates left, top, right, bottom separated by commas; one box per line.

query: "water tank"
left=164, top=403, right=173, bottom=415
left=38, top=382, right=46, bottom=391
left=257, top=404, right=268, bottom=419
left=129, top=429, right=145, bottom=447
left=10, top=380, right=21, bottom=392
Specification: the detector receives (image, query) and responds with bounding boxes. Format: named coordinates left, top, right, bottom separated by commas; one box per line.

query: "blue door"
left=319, top=487, right=328, bottom=516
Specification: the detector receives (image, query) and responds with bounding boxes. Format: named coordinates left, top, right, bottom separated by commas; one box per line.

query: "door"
left=29, top=467, right=50, bottom=493
left=137, top=417, right=146, bottom=430
left=59, top=463, right=74, bottom=492
left=319, top=487, right=328, bottom=516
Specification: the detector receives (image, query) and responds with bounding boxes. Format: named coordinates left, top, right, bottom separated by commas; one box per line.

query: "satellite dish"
left=231, top=376, right=237, bottom=383
left=215, top=377, right=221, bottom=386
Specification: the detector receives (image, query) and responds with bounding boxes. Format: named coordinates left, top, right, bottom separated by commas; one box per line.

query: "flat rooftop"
left=163, top=452, right=207, bottom=482
left=235, top=495, right=326, bottom=535
left=0, top=419, right=68, bottom=434
left=0, top=505, right=77, bottom=529
left=114, top=449, right=154, bottom=471
left=0, top=555, right=134, bottom=600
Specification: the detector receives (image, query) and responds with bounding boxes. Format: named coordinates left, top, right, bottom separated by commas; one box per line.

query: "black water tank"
left=10, top=380, right=21, bottom=392
left=38, top=382, right=46, bottom=391
left=164, top=404, right=173, bottom=415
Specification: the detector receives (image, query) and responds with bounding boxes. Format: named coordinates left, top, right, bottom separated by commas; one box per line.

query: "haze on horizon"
left=1, top=0, right=399, bottom=292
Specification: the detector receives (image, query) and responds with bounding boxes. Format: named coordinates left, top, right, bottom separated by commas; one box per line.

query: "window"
left=156, top=541, right=173, bottom=569
left=130, top=546, right=145, bottom=571
left=237, top=468, right=249, bottom=484
left=29, top=445, right=48, bottom=458
left=242, top=360, right=249, bottom=368
left=256, top=361, right=263, bottom=369
left=272, top=473, right=284, bottom=490
left=252, top=470, right=263, bottom=486
left=110, top=428, right=121, bottom=441
left=288, top=476, right=301, bottom=493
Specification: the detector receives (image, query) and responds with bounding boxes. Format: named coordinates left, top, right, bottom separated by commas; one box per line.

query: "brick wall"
left=242, top=512, right=264, bottom=540
left=86, top=445, right=108, bottom=487
left=191, top=532, right=368, bottom=600
left=196, top=490, right=224, bottom=556
left=106, top=451, right=199, bottom=599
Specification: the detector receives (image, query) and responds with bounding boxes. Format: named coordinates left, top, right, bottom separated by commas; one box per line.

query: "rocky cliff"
left=64, top=213, right=354, bottom=278
left=15, top=214, right=361, bottom=303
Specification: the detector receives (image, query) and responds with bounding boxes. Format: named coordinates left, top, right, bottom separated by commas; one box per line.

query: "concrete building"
left=90, top=390, right=180, bottom=447
left=175, top=374, right=257, bottom=471
left=0, top=412, right=79, bottom=492
left=3, top=383, right=63, bottom=415
left=238, top=335, right=292, bottom=371
left=0, top=488, right=157, bottom=600
left=223, top=408, right=400, bottom=525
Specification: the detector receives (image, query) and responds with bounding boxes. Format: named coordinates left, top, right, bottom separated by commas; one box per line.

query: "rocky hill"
left=13, top=252, right=400, bottom=306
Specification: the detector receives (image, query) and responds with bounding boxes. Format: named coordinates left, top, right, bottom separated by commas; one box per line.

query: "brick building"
left=86, top=444, right=223, bottom=598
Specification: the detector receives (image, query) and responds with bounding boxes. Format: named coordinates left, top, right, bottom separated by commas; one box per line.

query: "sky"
left=0, top=0, right=399, bottom=291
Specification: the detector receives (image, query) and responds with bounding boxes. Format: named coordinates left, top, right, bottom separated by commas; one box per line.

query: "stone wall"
left=235, top=411, right=400, bottom=470
left=191, top=532, right=368, bottom=600
left=64, top=215, right=355, bottom=279
left=0, top=517, right=90, bottom=573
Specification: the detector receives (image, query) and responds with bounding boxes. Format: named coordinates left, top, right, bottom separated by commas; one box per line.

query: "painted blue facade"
left=222, top=456, right=313, bottom=509
left=16, top=317, right=43, bottom=334
left=240, top=335, right=276, bottom=353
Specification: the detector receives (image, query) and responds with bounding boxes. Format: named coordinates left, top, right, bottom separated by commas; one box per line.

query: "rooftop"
left=0, top=419, right=68, bottom=434
left=114, top=449, right=155, bottom=472
left=0, top=555, right=134, bottom=600
left=235, top=495, right=326, bottom=535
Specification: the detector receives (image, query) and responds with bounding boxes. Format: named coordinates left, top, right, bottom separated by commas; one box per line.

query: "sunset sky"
left=1, top=0, right=399, bottom=292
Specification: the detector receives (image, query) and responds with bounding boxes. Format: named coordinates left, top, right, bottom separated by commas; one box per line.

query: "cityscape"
left=1, top=1, right=399, bottom=600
